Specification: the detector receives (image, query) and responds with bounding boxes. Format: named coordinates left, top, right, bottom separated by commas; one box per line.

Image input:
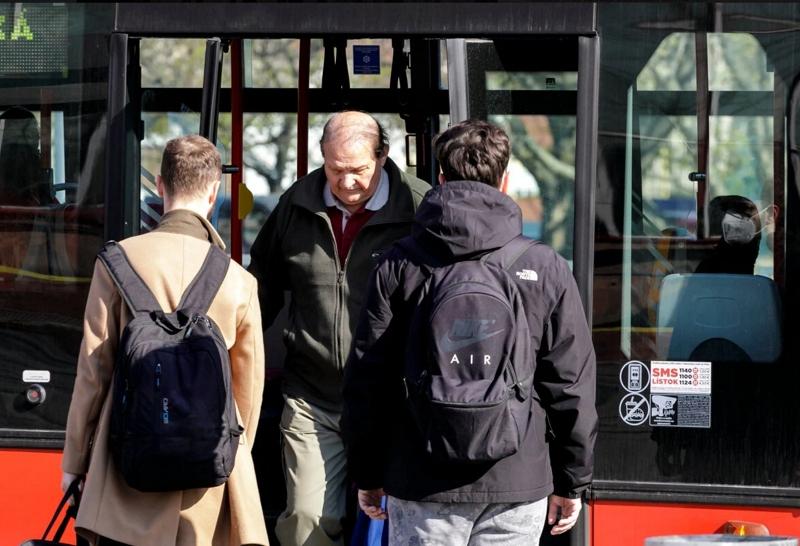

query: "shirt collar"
left=323, top=167, right=389, bottom=214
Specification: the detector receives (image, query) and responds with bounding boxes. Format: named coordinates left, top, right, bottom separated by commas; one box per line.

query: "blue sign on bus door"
left=353, top=45, right=380, bottom=75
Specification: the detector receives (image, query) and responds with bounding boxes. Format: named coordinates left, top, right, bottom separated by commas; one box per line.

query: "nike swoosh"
left=439, top=329, right=505, bottom=353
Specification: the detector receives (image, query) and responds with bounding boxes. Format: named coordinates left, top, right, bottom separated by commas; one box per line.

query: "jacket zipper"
left=326, top=212, right=410, bottom=371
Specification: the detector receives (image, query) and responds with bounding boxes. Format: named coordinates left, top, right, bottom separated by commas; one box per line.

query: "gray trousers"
left=387, top=496, right=548, bottom=546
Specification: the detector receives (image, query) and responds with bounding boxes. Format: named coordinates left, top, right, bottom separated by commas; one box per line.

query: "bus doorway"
left=145, top=33, right=594, bottom=544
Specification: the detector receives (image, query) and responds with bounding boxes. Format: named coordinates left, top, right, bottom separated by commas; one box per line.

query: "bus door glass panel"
left=451, top=39, right=578, bottom=263
left=594, top=2, right=799, bottom=489
left=0, top=4, right=113, bottom=436
left=139, top=38, right=232, bottom=243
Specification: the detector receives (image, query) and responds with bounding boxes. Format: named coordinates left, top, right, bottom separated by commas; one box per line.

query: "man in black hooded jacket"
left=342, top=120, right=597, bottom=545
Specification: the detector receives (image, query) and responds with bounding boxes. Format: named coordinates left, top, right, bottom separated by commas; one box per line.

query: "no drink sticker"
left=650, top=361, right=711, bottom=428
left=619, top=393, right=649, bottom=426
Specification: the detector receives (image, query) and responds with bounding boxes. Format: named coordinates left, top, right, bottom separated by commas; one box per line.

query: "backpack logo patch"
left=440, top=318, right=505, bottom=353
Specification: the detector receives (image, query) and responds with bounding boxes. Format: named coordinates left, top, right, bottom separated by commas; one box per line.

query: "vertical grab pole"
left=297, top=38, right=311, bottom=178
left=231, top=38, right=244, bottom=264
left=695, top=31, right=710, bottom=238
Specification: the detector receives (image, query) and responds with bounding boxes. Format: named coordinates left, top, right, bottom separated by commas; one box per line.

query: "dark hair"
left=160, top=135, right=221, bottom=198
left=434, top=120, right=510, bottom=187
left=320, top=110, right=389, bottom=159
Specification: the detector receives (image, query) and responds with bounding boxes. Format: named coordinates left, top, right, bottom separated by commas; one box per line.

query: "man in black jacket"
left=342, top=120, right=597, bottom=545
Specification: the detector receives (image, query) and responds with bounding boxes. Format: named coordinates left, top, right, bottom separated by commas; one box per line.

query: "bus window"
left=594, top=2, right=800, bottom=490
left=140, top=38, right=233, bottom=240
left=0, top=4, right=113, bottom=440
left=451, top=38, right=578, bottom=263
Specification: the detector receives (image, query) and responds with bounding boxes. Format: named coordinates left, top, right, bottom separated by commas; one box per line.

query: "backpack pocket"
left=411, top=375, right=529, bottom=463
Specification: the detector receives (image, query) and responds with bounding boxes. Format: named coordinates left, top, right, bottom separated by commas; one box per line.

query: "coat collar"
left=292, top=158, right=418, bottom=225
left=153, top=209, right=227, bottom=250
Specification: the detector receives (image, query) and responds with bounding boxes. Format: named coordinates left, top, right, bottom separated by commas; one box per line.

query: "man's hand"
left=547, top=495, right=582, bottom=535
left=61, top=472, right=83, bottom=506
left=358, top=488, right=387, bottom=520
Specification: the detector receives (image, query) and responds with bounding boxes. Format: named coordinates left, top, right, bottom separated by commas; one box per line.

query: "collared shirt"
left=323, top=167, right=389, bottom=231
left=323, top=168, right=389, bottom=264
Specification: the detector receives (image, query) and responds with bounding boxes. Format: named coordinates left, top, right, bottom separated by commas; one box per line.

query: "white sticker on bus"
left=650, top=361, right=711, bottom=394
left=22, top=370, right=51, bottom=383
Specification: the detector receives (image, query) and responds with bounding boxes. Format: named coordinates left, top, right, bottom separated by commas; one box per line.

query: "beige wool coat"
left=62, top=211, right=268, bottom=546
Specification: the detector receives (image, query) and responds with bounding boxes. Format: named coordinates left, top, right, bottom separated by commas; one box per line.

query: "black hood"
left=412, top=180, right=523, bottom=260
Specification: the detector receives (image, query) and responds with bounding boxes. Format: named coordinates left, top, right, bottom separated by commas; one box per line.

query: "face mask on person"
left=720, top=206, right=771, bottom=245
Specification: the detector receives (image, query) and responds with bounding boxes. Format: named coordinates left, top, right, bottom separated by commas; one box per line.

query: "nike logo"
left=438, top=319, right=506, bottom=352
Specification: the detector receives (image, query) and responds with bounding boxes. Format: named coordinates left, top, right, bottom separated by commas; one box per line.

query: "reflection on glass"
left=639, top=115, right=697, bottom=235
left=141, top=38, right=231, bottom=88
left=490, top=114, right=576, bottom=262
left=486, top=71, right=577, bottom=91
left=0, top=4, right=111, bottom=433
left=596, top=3, right=795, bottom=489
left=636, top=33, right=697, bottom=92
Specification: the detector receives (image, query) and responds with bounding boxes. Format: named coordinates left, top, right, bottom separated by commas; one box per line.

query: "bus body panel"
left=592, top=500, right=800, bottom=545
left=1, top=449, right=72, bottom=545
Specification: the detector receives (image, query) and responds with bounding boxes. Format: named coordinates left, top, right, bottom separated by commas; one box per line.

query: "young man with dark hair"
left=61, top=135, right=267, bottom=546
left=343, top=120, right=597, bottom=545
left=248, top=111, right=429, bottom=546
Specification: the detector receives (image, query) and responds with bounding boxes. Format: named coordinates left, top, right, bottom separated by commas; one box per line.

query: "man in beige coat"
left=60, top=135, right=268, bottom=546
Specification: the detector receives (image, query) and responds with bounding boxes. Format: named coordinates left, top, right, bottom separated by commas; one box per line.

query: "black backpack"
left=97, top=241, right=243, bottom=492
left=401, top=236, right=536, bottom=463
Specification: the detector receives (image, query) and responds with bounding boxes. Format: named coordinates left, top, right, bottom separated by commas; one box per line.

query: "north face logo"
left=439, top=319, right=505, bottom=353
left=515, top=269, right=538, bottom=281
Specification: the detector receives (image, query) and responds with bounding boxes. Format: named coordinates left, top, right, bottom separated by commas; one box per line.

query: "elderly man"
left=61, top=135, right=267, bottom=546
left=248, top=111, right=429, bottom=546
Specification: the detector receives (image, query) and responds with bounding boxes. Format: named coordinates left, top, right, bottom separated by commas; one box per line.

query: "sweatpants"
left=387, top=496, right=548, bottom=546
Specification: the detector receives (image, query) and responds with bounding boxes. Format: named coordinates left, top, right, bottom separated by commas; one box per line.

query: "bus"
left=1, top=3, right=798, bottom=545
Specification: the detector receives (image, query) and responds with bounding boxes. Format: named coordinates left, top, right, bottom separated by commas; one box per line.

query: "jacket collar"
left=153, top=209, right=227, bottom=250
left=293, top=158, right=418, bottom=225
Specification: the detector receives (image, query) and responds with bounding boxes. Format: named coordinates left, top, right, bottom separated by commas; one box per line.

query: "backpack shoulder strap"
left=177, top=245, right=231, bottom=314
left=482, top=235, right=537, bottom=271
left=97, top=241, right=162, bottom=315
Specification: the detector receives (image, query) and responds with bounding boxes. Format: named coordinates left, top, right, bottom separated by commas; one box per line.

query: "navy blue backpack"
left=98, top=241, right=243, bottom=492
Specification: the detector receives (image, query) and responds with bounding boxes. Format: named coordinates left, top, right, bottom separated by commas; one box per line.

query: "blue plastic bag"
left=350, top=497, right=388, bottom=546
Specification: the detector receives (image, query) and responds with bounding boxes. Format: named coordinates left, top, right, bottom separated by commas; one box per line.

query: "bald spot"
left=321, top=111, right=383, bottom=158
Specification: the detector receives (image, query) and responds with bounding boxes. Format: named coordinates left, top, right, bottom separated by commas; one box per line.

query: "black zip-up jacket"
left=248, top=158, right=429, bottom=410
left=342, top=181, right=597, bottom=501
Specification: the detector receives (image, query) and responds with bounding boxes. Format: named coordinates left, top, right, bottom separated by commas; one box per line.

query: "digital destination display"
left=0, top=3, right=68, bottom=76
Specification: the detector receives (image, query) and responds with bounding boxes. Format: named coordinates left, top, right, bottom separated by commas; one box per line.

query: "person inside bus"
left=655, top=194, right=781, bottom=482
left=0, top=106, right=53, bottom=206
left=247, top=111, right=429, bottom=546
left=60, top=135, right=268, bottom=546
left=695, top=194, right=775, bottom=275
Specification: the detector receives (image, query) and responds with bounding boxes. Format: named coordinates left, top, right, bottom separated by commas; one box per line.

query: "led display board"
left=0, top=3, right=68, bottom=77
